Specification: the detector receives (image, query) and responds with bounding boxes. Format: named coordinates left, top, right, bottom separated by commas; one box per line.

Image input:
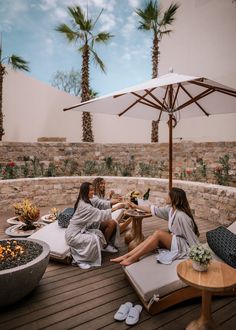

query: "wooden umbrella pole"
left=168, top=113, right=173, bottom=191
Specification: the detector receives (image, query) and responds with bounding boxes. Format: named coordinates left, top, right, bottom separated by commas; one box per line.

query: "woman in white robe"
left=111, top=187, right=200, bottom=266
left=92, top=177, right=131, bottom=233
left=65, top=182, right=126, bottom=269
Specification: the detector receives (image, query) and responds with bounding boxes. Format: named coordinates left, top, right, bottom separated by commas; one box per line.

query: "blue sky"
left=0, top=0, right=157, bottom=96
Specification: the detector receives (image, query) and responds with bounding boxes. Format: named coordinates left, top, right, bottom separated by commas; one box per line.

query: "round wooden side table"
left=124, top=210, right=152, bottom=251
left=177, top=259, right=236, bottom=330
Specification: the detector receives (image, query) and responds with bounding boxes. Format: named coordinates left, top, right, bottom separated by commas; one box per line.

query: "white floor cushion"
left=30, top=221, right=70, bottom=261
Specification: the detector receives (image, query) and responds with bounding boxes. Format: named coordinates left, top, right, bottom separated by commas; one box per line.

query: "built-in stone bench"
left=0, top=176, right=235, bottom=226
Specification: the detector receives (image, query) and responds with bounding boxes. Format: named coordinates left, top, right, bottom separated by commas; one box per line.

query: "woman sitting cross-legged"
left=92, top=177, right=132, bottom=233
left=65, top=182, right=128, bottom=269
left=111, top=187, right=200, bottom=266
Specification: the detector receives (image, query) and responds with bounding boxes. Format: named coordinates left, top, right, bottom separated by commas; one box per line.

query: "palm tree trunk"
left=151, top=31, right=160, bottom=143
left=81, top=44, right=94, bottom=142
left=0, top=64, right=5, bottom=141
left=152, top=31, right=158, bottom=79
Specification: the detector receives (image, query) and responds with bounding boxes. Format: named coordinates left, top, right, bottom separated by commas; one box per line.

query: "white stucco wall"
left=158, top=0, right=236, bottom=142
left=3, top=69, right=151, bottom=143
left=2, top=0, right=236, bottom=143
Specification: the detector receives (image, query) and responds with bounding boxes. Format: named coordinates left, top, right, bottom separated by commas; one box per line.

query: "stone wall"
left=0, top=176, right=235, bottom=226
left=0, top=141, right=236, bottom=185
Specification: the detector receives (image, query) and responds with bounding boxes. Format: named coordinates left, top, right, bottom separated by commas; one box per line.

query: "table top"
left=177, top=259, right=236, bottom=292
left=125, top=209, right=152, bottom=218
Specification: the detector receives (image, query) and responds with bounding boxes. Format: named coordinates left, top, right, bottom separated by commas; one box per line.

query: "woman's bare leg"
left=120, top=230, right=172, bottom=266
left=110, top=234, right=155, bottom=262
left=100, top=219, right=117, bottom=245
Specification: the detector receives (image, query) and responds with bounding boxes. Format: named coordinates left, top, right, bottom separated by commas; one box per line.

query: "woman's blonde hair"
left=92, top=177, right=105, bottom=198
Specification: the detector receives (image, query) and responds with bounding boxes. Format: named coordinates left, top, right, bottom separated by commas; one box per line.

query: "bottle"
left=143, top=188, right=150, bottom=200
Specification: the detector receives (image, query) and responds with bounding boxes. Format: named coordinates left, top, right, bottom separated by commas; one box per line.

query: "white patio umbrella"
left=64, top=72, right=236, bottom=190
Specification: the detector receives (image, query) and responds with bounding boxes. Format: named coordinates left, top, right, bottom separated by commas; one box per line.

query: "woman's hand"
left=129, top=201, right=151, bottom=213
left=112, top=201, right=130, bottom=211
left=110, top=196, right=122, bottom=205
left=128, top=202, right=136, bottom=209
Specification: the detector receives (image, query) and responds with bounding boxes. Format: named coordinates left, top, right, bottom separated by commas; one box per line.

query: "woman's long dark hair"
left=93, top=177, right=105, bottom=198
left=169, top=187, right=199, bottom=236
left=74, top=182, right=93, bottom=211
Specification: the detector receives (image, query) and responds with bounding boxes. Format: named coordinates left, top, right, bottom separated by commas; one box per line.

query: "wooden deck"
left=0, top=207, right=236, bottom=330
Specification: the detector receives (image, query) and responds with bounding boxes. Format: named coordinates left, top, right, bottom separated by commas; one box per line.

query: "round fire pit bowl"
left=0, top=238, right=50, bottom=307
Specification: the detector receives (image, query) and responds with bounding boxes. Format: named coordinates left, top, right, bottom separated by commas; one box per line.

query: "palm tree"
left=136, top=1, right=179, bottom=142
left=56, top=6, right=113, bottom=142
left=0, top=37, right=29, bottom=141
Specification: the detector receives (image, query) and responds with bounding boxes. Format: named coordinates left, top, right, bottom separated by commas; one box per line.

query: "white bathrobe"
left=91, top=195, right=122, bottom=247
left=65, top=200, right=111, bottom=267
left=151, top=205, right=199, bottom=264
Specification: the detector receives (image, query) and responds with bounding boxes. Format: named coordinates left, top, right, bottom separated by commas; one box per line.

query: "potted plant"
left=188, top=244, right=212, bottom=272
left=13, top=199, right=40, bottom=230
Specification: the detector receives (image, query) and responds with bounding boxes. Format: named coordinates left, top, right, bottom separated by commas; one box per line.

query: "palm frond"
left=136, top=0, right=159, bottom=31
left=8, top=55, right=29, bottom=72
left=90, top=49, right=105, bottom=73
left=68, top=6, right=92, bottom=32
left=160, top=3, right=179, bottom=26
left=94, top=32, right=114, bottom=43
left=92, top=8, right=104, bottom=30
left=137, top=21, right=152, bottom=30
left=68, top=6, right=86, bottom=27
left=55, top=23, right=79, bottom=42
left=159, top=29, right=172, bottom=37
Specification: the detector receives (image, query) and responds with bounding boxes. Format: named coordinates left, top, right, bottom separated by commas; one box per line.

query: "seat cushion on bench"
left=29, top=221, right=70, bottom=261
left=124, top=255, right=187, bottom=303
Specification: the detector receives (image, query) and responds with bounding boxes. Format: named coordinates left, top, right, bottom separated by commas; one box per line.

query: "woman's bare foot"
left=110, top=255, right=128, bottom=263
left=120, top=256, right=139, bottom=266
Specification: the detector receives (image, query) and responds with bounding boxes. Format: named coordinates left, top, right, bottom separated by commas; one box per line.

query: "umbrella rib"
left=175, top=88, right=214, bottom=115
left=138, top=100, right=162, bottom=110
left=179, top=84, right=210, bottom=116
left=131, top=92, right=162, bottom=110
left=172, top=84, right=180, bottom=109
left=144, top=89, right=168, bottom=110
left=118, top=89, right=156, bottom=116
left=189, top=80, right=236, bottom=97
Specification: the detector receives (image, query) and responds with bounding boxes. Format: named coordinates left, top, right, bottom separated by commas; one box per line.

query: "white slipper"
left=114, top=302, right=133, bottom=321
left=78, top=262, right=91, bottom=269
left=101, top=244, right=118, bottom=253
left=125, top=304, right=143, bottom=325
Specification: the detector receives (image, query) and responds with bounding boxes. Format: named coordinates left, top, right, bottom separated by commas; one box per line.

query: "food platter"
left=41, top=214, right=57, bottom=224
left=125, top=209, right=150, bottom=217
left=6, top=216, right=23, bottom=226
left=5, top=223, right=45, bottom=237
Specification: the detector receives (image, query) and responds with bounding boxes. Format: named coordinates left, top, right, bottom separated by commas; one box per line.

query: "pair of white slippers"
left=114, top=302, right=143, bottom=325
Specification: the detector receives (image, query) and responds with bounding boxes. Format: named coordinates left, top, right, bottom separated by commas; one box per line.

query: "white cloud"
left=44, top=37, right=54, bottom=56
left=121, top=12, right=138, bottom=39
left=0, top=0, right=29, bottom=31
left=128, top=0, right=141, bottom=8
left=39, top=0, right=58, bottom=11
left=53, top=8, right=68, bottom=20
left=120, top=42, right=150, bottom=63
left=99, top=12, right=116, bottom=31
left=90, top=0, right=116, bottom=12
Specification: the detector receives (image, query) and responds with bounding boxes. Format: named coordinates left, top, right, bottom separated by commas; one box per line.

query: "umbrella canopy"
left=64, top=72, right=236, bottom=190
